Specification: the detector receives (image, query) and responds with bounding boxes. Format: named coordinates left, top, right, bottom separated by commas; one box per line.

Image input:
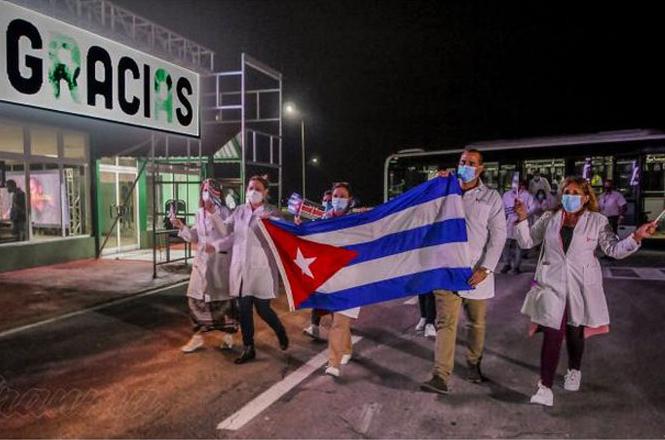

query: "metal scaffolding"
left=9, top=0, right=215, bottom=72
left=203, top=53, right=283, bottom=207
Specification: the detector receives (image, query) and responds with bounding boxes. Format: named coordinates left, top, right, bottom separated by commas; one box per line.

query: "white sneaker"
left=564, top=369, right=582, bottom=391
left=325, top=366, right=341, bottom=377
left=424, top=323, right=436, bottom=338
left=415, top=318, right=427, bottom=332
left=220, top=333, right=234, bottom=350
left=181, top=334, right=204, bottom=353
left=341, top=354, right=352, bottom=365
left=530, top=381, right=554, bottom=407
left=303, top=324, right=320, bottom=339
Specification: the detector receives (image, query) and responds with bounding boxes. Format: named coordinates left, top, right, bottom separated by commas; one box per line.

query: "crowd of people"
left=171, top=148, right=657, bottom=408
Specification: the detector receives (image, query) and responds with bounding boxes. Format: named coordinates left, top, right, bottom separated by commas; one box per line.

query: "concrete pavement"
left=0, top=272, right=664, bottom=438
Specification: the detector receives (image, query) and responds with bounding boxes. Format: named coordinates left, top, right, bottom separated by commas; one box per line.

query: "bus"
left=384, top=129, right=665, bottom=240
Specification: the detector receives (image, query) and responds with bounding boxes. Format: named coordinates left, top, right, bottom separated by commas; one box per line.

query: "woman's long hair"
left=561, top=176, right=600, bottom=212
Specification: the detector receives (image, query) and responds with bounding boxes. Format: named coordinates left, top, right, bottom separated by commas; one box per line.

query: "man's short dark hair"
left=463, top=149, right=484, bottom=164
left=6, top=179, right=16, bottom=189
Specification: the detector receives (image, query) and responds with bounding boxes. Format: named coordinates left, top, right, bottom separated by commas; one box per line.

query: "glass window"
left=63, top=165, right=89, bottom=236
left=63, top=132, right=86, bottom=160
left=29, top=163, right=63, bottom=241
left=0, top=161, right=28, bottom=243
left=118, top=157, right=137, bottom=168
left=0, top=123, right=24, bottom=155
left=30, top=128, right=59, bottom=158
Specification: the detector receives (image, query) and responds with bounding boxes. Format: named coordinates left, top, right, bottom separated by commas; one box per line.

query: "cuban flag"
left=257, top=175, right=473, bottom=312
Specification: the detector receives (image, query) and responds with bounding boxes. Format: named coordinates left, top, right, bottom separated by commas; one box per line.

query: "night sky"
left=114, top=0, right=665, bottom=205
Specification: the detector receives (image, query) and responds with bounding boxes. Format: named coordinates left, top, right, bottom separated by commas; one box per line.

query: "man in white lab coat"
left=421, top=149, right=507, bottom=395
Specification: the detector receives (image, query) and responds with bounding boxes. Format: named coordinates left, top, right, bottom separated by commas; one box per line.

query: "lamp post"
left=284, top=103, right=306, bottom=199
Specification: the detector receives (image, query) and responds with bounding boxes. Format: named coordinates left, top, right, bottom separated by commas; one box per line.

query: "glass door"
left=118, top=172, right=139, bottom=249
left=99, top=170, right=118, bottom=251
left=99, top=160, right=140, bottom=254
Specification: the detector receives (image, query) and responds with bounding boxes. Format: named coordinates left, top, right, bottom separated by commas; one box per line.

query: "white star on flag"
left=293, top=247, right=317, bottom=279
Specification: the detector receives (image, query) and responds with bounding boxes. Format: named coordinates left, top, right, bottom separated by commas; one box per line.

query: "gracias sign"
left=0, top=1, right=199, bottom=136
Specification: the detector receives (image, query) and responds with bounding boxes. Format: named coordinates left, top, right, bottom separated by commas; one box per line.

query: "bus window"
left=573, top=156, right=613, bottom=191
left=498, top=164, right=517, bottom=193
left=523, top=159, right=565, bottom=194
left=482, top=162, right=499, bottom=189
left=616, top=157, right=640, bottom=226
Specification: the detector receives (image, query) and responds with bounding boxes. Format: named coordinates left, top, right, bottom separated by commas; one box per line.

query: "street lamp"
left=284, top=102, right=307, bottom=199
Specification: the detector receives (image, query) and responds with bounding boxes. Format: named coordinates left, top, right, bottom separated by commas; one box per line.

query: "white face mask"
left=246, top=189, right=264, bottom=205
left=202, top=191, right=210, bottom=203
left=331, top=197, right=349, bottom=212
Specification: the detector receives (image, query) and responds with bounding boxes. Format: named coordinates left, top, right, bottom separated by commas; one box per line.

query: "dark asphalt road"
left=1, top=273, right=664, bottom=438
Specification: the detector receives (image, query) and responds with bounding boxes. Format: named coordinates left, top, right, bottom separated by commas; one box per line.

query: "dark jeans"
left=418, top=292, right=436, bottom=324
left=238, top=295, right=286, bottom=347
left=502, top=239, right=522, bottom=271
left=607, top=216, right=620, bottom=235
left=540, top=309, right=585, bottom=388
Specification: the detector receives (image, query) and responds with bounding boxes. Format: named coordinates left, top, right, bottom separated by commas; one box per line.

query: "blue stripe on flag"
left=299, top=267, right=473, bottom=311
left=345, top=218, right=467, bottom=266
left=269, top=176, right=461, bottom=236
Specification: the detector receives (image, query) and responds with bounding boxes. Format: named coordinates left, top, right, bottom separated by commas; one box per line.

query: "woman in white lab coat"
left=322, top=182, right=360, bottom=378
left=213, top=175, right=289, bottom=364
left=514, top=176, right=657, bottom=407
left=172, top=178, right=237, bottom=353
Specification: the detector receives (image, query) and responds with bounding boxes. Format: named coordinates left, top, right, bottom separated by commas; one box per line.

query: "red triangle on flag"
left=261, top=219, right=358, bottom=309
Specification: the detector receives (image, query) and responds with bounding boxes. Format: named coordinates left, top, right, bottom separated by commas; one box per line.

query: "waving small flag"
left=259, top=176, right=473, bottom=312
left=287, top=193, right=325, bottom=220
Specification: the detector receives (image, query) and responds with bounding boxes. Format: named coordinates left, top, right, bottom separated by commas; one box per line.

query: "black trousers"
left=418, top=292, right=436, bottom=324
left=607, top=216, right=620, bottom=235
left=238, top=295, right=286, bottom=347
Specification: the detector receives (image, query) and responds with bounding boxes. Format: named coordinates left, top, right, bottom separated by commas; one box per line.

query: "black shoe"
left=234, top=346, right=256, bottom=364
left=500, top=265, right=511, bottom=274
left=278, top=332, right=289, bottom=351
left=420, top=375, right=449, bottom=395
left=466, top=360, right=484, bottom=383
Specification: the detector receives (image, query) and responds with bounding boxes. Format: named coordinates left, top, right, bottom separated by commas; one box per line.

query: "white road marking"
left=403, top=296, right=419, bottom=305
left=358, top=402, right=381, bottom=434
left=217, top=335, right=363, bottom=431
left=0, top=281, right=189, bottom=339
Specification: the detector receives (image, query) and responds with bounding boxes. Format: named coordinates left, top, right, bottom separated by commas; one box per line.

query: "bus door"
left=642, top=154, right=665, bottom=238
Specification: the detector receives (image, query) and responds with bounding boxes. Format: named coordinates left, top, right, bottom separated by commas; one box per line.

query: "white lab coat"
left=515, top=209, right=641, bottom=330
left=178, top=206, right=232, bottom=301
left=457, top=181, right=507, bottom=300
left=213, top=203, right=282, bottom=300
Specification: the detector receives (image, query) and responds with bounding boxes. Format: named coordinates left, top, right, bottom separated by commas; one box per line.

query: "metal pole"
left=301, top=119, right=306, bottom=199
left=151, top=134, right=157, bottom=279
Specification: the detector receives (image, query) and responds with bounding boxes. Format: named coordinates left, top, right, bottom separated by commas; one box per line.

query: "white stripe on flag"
left=317, top=241, right=471, bottom=294
left=302, top=193, right=464, bottom=247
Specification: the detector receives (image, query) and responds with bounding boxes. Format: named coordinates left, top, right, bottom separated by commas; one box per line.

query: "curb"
left=0, top=279, right=189, bottom=340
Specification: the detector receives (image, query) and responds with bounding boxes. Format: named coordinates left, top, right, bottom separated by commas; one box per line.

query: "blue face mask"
left=457, top=165, right=477, bottom=183
left=323, top=201, right=333, bottom=211
left=331, top=197, right=349, bottom=212
left=562, top=194, right=583, bottom=213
